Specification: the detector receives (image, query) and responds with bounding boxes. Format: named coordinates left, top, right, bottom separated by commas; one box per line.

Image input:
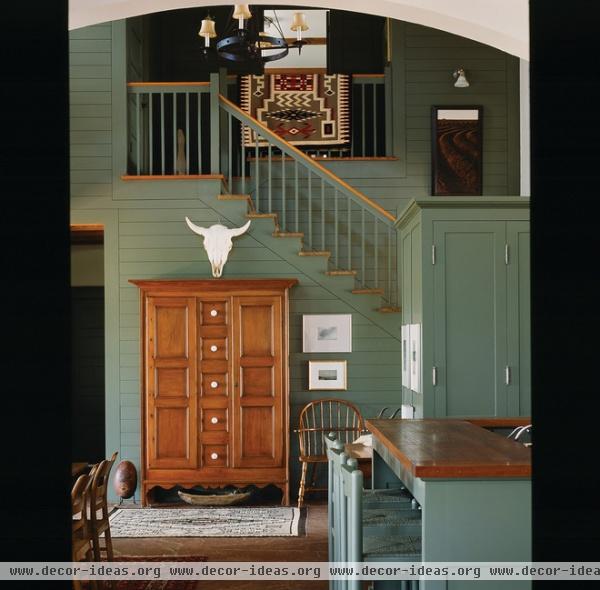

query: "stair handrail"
left=218, top=94, right=395, bottom=226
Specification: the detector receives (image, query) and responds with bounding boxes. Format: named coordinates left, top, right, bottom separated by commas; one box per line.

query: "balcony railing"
left=126, top=71, right=392, bottom=177
left=126, top=82, right=213, bottom=175
left=124, top=75, right=398, bottom=306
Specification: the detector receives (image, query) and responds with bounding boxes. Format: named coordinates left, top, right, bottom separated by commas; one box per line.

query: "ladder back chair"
left=71, top=474, right=97, bottom=590
left=297, top=398, right=365, bottom=507
left=88, top=451, right=118, bottom=573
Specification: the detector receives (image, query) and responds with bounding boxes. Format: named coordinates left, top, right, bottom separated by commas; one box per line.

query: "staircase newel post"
left=218, top=68, right=230, bottom=182
left=209, top=72, right=221, bottom=174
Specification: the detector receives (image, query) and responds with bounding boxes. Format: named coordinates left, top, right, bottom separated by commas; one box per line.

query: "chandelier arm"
left=271, top=10, right=286, bottom=39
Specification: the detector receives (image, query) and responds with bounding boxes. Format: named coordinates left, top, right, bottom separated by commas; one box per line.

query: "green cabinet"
left=396, top=198, right=530, bottom=418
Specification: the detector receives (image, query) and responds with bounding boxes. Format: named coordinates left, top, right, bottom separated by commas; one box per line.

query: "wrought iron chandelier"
left=198, top=5, right=309, bottom=64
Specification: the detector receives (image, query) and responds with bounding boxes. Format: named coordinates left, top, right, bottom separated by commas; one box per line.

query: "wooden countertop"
left=366, top=419, right=531, bottom=479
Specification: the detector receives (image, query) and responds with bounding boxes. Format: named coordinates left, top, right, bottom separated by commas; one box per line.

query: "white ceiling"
left=69, top=0, right=529, bottom=60
left=263, top=9, right=327, bottom=70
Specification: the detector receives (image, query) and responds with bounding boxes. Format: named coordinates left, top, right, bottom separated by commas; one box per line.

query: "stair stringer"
left=199, top=191, right=402, bottom=341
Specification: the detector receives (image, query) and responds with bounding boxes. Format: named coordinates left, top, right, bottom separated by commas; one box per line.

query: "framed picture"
left=302, top=314, right=352, bottom=353
left=308, top=360, right=348, bottom=391
left=432, top=106, right=483, bottom=195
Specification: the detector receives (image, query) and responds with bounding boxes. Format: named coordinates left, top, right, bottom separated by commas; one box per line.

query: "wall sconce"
left=453, top=68, right=470, bottom=88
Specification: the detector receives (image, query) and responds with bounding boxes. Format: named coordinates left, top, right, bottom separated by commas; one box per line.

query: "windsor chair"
left=296, top=398, right=365, bottom=507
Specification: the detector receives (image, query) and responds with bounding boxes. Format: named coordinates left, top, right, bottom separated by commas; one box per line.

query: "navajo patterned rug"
left=109, top=506, right=306, bottom=538
left=240, top=72, right=350, bottom=147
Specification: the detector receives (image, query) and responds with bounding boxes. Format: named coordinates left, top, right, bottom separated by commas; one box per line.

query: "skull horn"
left=227, top=219, right=252, bottom=237
left=185, top=216, right=207, bottom=237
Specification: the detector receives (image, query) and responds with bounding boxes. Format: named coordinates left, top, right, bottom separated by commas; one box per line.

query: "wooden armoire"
left=130, top=279, right=298, bottom=505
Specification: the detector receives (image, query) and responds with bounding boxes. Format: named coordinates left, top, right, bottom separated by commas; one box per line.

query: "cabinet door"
left=146, top=297, right=197, bottom=469
left=232, top=295, right=284, bottom=468
left=432, top=221, right=508, bottom=417
left=507, top=222, right=530, bottom=415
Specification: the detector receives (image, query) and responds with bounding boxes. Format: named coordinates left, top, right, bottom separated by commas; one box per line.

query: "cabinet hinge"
left=432, top=244, right=436, bottom=265
left=505, top=244, right=510, bottom=265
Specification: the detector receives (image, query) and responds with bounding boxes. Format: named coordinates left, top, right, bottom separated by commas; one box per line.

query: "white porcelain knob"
left=210, top=416, right=219, bottom=424
left=210, top=309, right=218, bottom=317
left=210, top=345, right=218, bottom=352
left=210, top=381, right=218, bottom=389
left=210, top=452, right=219, bottom=460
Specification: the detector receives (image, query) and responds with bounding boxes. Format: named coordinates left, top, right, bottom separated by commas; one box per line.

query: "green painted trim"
left=111, top=20, right=128, bottom=198
left=395, top=196, right=530, bottom=229
left=70, top=209, right=121, bottom=501
left=506, top=55, right=521, bottom=195
left=384, top=65, right=393, bottom=156
left=390, top=20, right=407, bottom=176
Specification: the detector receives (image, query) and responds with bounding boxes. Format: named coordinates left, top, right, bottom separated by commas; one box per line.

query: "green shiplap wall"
left=116, top=195, right=402, bottom=491
left=69, top=17, right=521, bottom=498
left=320, top=21, right=521, bottom=216
left=69, top=24, right=113, bottom=205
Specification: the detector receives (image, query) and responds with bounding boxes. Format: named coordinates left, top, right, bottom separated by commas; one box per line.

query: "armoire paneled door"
left=131, top=279, right=297, bottom=505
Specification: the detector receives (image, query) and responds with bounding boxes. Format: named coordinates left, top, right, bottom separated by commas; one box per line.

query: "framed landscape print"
left=432, top=106, right=483, bottom=195
left=302, top=314, right=352, bottom=353
left=308, top=360, right=348, bottom=391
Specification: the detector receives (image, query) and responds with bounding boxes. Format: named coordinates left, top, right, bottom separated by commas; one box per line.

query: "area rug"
left=114, top=556, right=205, bottom=590
left=240, top=72, right=350, bottom=147
left=109, top=507, right=306, bottom=538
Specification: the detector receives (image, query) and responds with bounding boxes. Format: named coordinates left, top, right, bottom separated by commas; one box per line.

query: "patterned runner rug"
left=109, top=506, right=306, bottom=538
left=115, top=556, right=205, bottom=590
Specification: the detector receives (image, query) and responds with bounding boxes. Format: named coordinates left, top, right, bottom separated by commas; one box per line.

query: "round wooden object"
left=113, top=460, right=137, bottom=499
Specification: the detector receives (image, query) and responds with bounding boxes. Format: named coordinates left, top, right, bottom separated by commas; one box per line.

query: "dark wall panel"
left=327, top=11, right=385, bottom=74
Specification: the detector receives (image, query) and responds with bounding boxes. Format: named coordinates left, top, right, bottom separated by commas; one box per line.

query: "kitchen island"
left=366, top=419, right=531, bottom=589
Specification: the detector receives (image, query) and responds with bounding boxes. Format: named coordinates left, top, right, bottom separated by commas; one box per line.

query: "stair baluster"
left=218, top=94, right=399, bottom=309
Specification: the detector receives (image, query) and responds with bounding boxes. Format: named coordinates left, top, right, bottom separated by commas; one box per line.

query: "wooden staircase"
left=218, top=94, right=400, bottom=313
left=206, top=192, right=402, bottom=340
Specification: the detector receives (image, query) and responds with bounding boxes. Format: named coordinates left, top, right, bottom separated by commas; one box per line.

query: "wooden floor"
left=112, top=502, right=329, bottom=589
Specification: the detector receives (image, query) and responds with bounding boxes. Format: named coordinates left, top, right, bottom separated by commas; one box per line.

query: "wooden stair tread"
left=352, top=288, right=385, bottom=295
left=377, top=306, right=401, bottom=313
left=218, top=194, right=256, bottom=212
left=273, top=232, right=304, bottom=238
left=326, top=270, right=357, bottom=276
left=298, top=250, right=331, bottom=257
left=246, top=212, right=277, bottom=218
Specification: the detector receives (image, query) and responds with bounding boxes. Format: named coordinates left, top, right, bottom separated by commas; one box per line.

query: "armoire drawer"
left=201, top=373, right=228, bottom=396
left=201, top=408, right=228, bottom=431
left=202, top=338, right=228, bottom=360
left=201, top=301, right=227, bottom=325
left=202, top=444, right=228, bottom=467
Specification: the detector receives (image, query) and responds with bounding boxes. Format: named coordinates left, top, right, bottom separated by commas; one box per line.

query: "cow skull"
left=185, top=217, right=251, bottom=278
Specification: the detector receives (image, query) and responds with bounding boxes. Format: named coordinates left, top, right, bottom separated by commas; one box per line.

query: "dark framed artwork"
left=431, top=106, right=483, bottom=195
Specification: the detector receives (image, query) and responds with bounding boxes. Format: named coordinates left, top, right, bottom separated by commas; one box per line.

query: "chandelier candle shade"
left=199, top=5, right=310, bottom=65
left=233, top=4, right=252, bottom=28
left=199, top=17, right=217, bottom=47
left=290, top=12, right=309, bottom=45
